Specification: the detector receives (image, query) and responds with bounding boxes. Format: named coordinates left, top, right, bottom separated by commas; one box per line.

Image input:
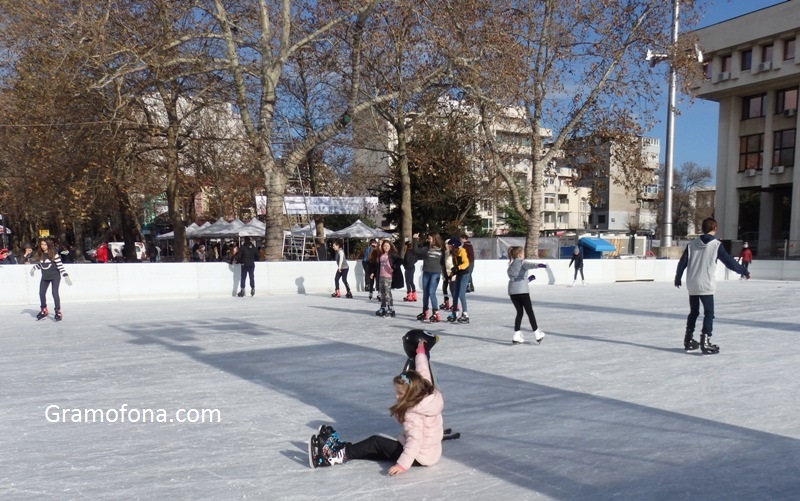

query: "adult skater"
left=362, top=239, right=378, bottom=300
left=412, top=232, right=444, bottom=322
left=568, top=246, right=584, bottom=285
left=675, top=217, right=751, bottom=354
left=738, top=242, right=753, bottom=277
left=234, top=236, right=258, bottom=297
left=309, top=338, right=444, bottom=475
left=507, top=246, right=547, bottom=345
left=330, top=240, right=352, bottom=298
left=30, top=239, right=71, bottom=321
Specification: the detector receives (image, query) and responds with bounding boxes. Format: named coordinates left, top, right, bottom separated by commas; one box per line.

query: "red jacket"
left=739, top=248, right=752, bottom=263
left=96, top=244, right=109, bottom=263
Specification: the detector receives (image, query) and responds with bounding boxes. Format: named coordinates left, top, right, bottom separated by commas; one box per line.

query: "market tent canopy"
left=193, top=217, right=235, bottom=238
left=238, top=218, right=266, bottom=237
left=327, top=219, right=392, bottom=239
left=290, top=224, right=329, bottom=238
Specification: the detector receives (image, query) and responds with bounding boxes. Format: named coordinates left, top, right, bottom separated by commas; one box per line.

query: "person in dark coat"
left=234, top=237, right=258, bottom=297
left=568, top=246, right=584, bottom=286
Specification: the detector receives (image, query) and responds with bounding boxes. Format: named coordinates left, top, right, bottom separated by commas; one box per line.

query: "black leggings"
left=40, top=277, right=62, bottom=310
left=346, top=435, right=420, bottom=467
left=510, top=293, right=538, bottom=331
left=573, top=266, right=584, bottom=281
left=335, top=268, right=350, bottom=292
left=405, top=266, right=415, bottom=293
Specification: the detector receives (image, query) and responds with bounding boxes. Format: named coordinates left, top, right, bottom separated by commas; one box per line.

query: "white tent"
left=156, top=222, right=206, bottom=241
left=193, top=217, right=233, bottom=238
left=290, top=223, right=329, bottom=238
left=238, top=219, right=266, bottom=238
left=328, top=219, right=392, bottom=239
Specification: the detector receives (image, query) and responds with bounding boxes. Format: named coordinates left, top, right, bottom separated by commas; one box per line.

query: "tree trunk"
left=263, top=165, right=289, bottom=261
left=396, top=126, right=412, bottom=251
left=114, top=184, right=143, bottom=262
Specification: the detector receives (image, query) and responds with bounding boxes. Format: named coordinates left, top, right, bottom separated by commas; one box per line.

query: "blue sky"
left=648, top=0, right=787, bottom=180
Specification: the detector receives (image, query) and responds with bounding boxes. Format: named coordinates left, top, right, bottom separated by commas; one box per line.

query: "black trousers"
left=405, top=266, right=416, bottom=293
left=240, top=264, right=255, bottom=289
left=335, top=268, right=350, bottom=292
left=39, top=277, right=61, bottom=310
left=510, top=293, right=538, bottom=331
left=346, top=435, right=420, bottom=466
left=687, top=294, right=715, bottom=335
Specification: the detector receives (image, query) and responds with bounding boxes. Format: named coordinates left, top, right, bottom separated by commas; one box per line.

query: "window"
left=762, top=44, right=774, bottom=63
left=741, top=49, right=752, bottom=71
left=773, top=129, right=796, bottom=167
left=742, top=94, right=766, bottom=119
left=598, top=215, right=607, bottom=225
left=786, top=38, right=796, bottom=61
left=721, top=54, right=732, bottom=73
left=739, top=134, right=764, bottom=171
left=544, top=193, right=556, bottom=205
left=776, top=87, right=799, bottom=114
left=558, top=194, right=568, bottom=205
left=482, top=218, right=493, bottom=232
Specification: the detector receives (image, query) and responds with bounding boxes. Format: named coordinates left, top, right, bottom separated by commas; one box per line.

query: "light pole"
left=646, top=0, right=680, bottom=249
left=662, top=0, right=680, bottom=249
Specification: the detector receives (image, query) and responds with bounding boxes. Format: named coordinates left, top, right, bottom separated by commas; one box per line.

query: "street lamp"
left=646, top=0, right=680, bottom=249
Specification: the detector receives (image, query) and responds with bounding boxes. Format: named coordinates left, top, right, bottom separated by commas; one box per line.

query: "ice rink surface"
left=2, top=279, right=800, bottom=500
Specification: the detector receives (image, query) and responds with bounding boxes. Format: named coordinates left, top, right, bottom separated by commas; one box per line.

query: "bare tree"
left=448, top=0, right=702, bottom=257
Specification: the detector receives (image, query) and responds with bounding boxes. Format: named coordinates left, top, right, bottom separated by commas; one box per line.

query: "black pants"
left=510, top=293, right=538, bottom=331
left=362, top=261, right=375, bottom=292
left=346, top=435, right=420, bottom=466
left=687, top=294, right=715, bottom=335
left=335, top=268, right=351, bottom=292
left=40, top=277, right=61, bottom=310
left=240, top=264, right=255, bottom=289
left=573, top=266, right=584, bottom=281
left=405, top=266, right=416, bottom=293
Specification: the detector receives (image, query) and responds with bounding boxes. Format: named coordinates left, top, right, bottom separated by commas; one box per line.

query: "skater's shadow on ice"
left=554, top=331, right=686, bottom=354
left=23, top=308, right=43, bottom=319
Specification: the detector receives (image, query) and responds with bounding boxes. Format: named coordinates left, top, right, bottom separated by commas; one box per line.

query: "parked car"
left=86, top=242, right=147, bottom=262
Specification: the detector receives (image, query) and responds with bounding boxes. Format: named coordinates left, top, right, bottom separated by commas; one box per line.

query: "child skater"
left=30, top=239, right=72, bottom=321
left=440, top=240, right=456, bottom=311
left=309, top=338, right=444, bottom=474
left=330, top=240, right=353, bottom=298
left=507, top=246, right=547, bottom=345
left=568, top=246, right=584, bottom=286
left=675, top=217, right=750, bottom=354
left=370, top=240, right=403, bottom=317
left=446, top=237, right=470, bottom=324
left=402, top=240, right=418, bottom=302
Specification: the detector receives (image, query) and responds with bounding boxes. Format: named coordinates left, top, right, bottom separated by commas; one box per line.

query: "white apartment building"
left=694, top=1, right=799, bottom=257
left=561, top=136, right=660, bottom=234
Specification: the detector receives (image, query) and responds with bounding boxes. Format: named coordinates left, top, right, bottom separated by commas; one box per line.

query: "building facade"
left=694, top=1, right=799, bottom=257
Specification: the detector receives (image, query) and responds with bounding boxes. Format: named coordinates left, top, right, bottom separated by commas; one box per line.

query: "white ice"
left=2, top=280, right=799, bottom=500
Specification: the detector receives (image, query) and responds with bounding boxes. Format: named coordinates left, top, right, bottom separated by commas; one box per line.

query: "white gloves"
left=64, top=275, right=73, bottom=286
left=30, top=268, right=35, bottom=276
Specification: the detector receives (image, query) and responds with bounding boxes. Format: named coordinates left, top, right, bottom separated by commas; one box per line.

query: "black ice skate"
left=700, top=334, right=719, bottom=354
left=36, top=307, right=48, bottom=320
left=345, top=291, right=353, bottom=299
left=456, top=314, right=470, bottom=324
left=331, top=289, right=340, bottom=298
left=237, top=289, right=245, bottom=297
left=439, top=298, right=450, bottom=310
left=447, top=309, right=457, bottom=322
left=375, top=307, right=387, bottom=317
left=429, top=310, right=440, bottom=323
left=250, top=288, right=255, bottom=297
left=416, top=310, right=429, bottom=321
left=54, top=309, right=63, bottom=321
left=684, top=331, right=699, bottom=351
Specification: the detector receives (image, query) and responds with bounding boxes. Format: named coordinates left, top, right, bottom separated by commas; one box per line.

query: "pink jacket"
left=396, top=351, right=445, bottom=470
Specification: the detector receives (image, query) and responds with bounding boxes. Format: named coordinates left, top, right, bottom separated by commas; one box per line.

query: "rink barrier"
left=0, top=259, right=792, bottom=305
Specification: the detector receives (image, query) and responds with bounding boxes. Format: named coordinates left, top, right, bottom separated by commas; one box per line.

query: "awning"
left=579, top=237, right=616, bottom=252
